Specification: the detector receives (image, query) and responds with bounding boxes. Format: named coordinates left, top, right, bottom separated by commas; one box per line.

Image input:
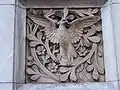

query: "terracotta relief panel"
left=26, top=7, right=105, bottom=83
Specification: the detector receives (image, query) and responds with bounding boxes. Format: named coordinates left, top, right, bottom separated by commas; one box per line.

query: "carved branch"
left=31, top=48, right=59, bottom=81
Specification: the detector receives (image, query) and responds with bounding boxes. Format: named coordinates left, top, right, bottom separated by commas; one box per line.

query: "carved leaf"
left=84, top=38, right=91, bottom=47
left=28, top=56, right=33, bottom=61
left=99, top=75, right=105, bottom=81
left=27, top=34, right=38, bottom=41
left=88, top=8, right=92, bottom=13
left=85, top=72, right=93, bottom=81
left=96, top=46, right=104, bottom=75
left=86, top=65, right=94, bottom=72
left=30, top=41, right=40, bottom=47
left=70, top=70, right=77, bottom=81
left=75, top=10, right=94, bottom=17
left=67, top=14, right=76, bottom=21
left=92, top=8, right=99, bottom=14
left=77, top=64, right=84, bottom=72
left=27, top=62, right=33, bottom=66
left=59, top=67, right=70, bottom=73
left=46, top=54, right=50, bottom=60
left=29, top=9, right=37, bottom=15
left=74, top=10, right=85, bottom=17
left=32, top=65, right=39, bottom=73
left=87, top=28, right=96, bottom=36
left=53, top=49, right=59, bottom=55
left=31, top=74, right=40, bottom=80
left=97, top=65, right=104, bottom=74
left=60, top=72, right=70, bottom=81
left=79, top=73, right=88, bottom=82
left=88, top=36, right=101, bottom=43
left=81, top=10, right=94, bottom=16
left=97, top=56, right=104, bottom=74
left=92, top=68, right=99, bottom=80
left=79, top=69, right=93, bottom=82
left=37, top=31, right=43, bottom=39
left=26, top=68, right=36, bottom=75
left=95, top=22, right=102, bottom=31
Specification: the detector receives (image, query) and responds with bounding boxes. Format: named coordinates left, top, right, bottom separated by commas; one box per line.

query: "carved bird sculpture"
left=29, top=7, right=100, bottom=65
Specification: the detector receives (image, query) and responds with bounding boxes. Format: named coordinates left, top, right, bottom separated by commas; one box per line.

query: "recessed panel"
left=26, top=8, right=105, bottom=83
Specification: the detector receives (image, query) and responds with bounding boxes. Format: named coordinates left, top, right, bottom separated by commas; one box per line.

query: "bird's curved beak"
left=57, top=18, right=68, bottom=24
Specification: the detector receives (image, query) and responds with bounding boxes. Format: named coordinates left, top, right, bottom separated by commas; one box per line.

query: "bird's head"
left=57, top=18, right=70, bottom=29
left=57, top=7, right=69, bottom=28
left=57, top=18, right=68, bottom=25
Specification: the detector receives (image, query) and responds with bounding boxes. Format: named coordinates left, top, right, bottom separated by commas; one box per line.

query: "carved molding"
left=26, top=0, right=107, bottom=8
left=26, top=8, right=105, bottom=83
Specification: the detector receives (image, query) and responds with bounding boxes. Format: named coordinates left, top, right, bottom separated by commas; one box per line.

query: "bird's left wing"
left=68, top=16, right=100, bottom=43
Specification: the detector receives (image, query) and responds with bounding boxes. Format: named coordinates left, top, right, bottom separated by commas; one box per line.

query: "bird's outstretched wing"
left=28, top=13, right=59, bottom=43
left=68, top=16, right=100, bottom=43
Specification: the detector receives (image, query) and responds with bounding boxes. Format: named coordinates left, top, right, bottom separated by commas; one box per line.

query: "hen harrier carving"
left=29, top=7, right=100, bottom=64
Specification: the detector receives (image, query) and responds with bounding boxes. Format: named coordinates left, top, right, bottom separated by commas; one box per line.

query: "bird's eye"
left=62, top=19, right=66, bottom=21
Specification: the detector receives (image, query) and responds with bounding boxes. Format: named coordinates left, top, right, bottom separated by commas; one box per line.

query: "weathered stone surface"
left=26, top=8, right=105, bottom=83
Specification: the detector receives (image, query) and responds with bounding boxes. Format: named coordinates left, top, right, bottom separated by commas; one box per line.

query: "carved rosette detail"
left=26, top=8, right=105, bottom=83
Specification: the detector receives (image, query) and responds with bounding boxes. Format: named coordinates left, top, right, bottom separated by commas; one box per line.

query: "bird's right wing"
left=28, top=14, right=59, bottom=43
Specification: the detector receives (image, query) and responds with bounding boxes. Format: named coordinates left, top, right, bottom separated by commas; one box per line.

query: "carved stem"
left=44, top=39, right=56, bottom=60
left=32, top=24, right=56, bottom=61
left=38, top=39, right=56, bottom=61
left=31, top=48, right=59, bottom=81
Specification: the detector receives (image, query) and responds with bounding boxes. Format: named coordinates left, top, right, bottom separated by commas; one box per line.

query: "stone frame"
left=13, top=0, right=120, bottom=90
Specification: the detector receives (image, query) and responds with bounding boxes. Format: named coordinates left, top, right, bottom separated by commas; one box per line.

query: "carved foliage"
left=26, top=8, right=105, bottom=83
